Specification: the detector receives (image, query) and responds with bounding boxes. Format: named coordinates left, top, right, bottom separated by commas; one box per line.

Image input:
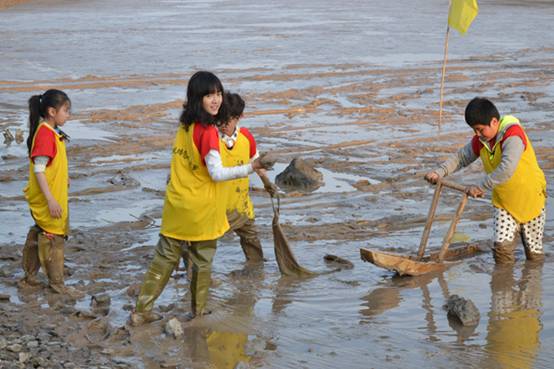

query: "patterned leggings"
left=494, top=207, right=545, bottom=254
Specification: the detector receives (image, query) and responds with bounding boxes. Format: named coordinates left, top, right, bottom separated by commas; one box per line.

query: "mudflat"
left=1, top=1, right=553, bottom=368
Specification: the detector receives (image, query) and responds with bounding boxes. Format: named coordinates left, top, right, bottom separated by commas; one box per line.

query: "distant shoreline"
left=0, top=0, right=32, bottom=10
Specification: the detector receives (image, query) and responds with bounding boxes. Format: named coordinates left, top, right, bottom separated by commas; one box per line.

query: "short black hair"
left=225, top=92, right=245, bottom=119
left=464, top=97, right=500, bottom=127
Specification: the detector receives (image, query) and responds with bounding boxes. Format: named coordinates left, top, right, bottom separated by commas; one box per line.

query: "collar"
left=220, top=126, right=239, bottom=149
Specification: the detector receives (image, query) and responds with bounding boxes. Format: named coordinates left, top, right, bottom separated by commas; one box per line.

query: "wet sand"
left=1, top=0, right=554, bottom=368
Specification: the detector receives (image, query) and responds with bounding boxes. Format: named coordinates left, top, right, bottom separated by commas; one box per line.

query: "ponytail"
left=26, top=89, right=71, bottom=155
left=27, top=95, right=42, bottom=155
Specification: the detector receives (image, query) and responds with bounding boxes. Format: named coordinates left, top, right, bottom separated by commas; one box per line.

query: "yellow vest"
left=220, top=131, right=255, bottom=219
left=479, top=115, right=546, bottom=223
left=160, top=124, right=229, bottom=241
left=23, top=123, right=69, bottom=235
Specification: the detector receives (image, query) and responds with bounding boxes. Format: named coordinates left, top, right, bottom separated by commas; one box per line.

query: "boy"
left=425, top=97, right=547, bottom=263
left=219, top=92, right=276, bottom=263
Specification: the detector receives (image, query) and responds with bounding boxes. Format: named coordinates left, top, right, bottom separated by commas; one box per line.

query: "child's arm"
left=33, top=153, right=62, bottom=218
left=256, top=168, right=278, bottom=195
left=35, top=172, right=62, bottom=219
left=205, top=151, right=275, bottom=182
left=480, top=136, right=524, bottom=190
left=425, top=141, right=478, bottom=183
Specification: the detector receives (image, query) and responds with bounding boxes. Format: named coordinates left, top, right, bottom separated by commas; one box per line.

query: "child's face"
left=221, top=116, right=239, bottom=136
left=472, top=117, right=499, bottom=142
left=202, top=91, right=223, bottom=116
left=48, top=102, right=71, bottom=127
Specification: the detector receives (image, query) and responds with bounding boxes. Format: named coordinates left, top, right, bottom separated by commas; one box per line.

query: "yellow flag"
left=448, top=0, right=479, bottom=34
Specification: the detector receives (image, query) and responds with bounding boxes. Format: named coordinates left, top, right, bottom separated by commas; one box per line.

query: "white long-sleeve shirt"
left=205, top=149, right=258, bottom=182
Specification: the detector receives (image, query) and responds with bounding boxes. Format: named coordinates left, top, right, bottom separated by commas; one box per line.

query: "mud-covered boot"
left=42, top=234, right=83, bottom=298
left=493, top=240, right=516, bottom=264
left=129, top=310, right=163, bottom=327
left=21, top=226, right=42, bottom=286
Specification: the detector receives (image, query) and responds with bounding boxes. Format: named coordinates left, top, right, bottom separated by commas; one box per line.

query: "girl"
left=131, top=71, right=275, bottom=325
left=22, top=89, right=77, bottom=296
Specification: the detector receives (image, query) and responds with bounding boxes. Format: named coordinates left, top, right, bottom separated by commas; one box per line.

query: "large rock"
left=275, top=158, right=323, bottom=191
left=444, top=294, right=480, bottom=326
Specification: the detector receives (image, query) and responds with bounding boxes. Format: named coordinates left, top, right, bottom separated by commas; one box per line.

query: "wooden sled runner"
left=360, top=179, right=485, bottom=276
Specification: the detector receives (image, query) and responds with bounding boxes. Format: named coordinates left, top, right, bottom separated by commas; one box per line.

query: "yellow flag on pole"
left=448, top=0, right=479, bottom=34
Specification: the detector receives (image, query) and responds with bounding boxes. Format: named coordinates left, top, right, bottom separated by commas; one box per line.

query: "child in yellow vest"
left=426, top=97, right=547, bottom=263
left=21, top=89, right=79, bottom=296
left=131, top=72, right=275, bottom=325
left=219, top=92, right=277, bottom=263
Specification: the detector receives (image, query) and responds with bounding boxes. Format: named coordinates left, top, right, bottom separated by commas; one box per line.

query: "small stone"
left=159, top=303, right=175, bottom=313
left=164, top=317, right=184, bottom=338
left=7, top=343, right=22, bottom=352
left=15, top=129, right=24, bottom=144
left=444, top=294, right=480, bottom=326
left=26, top=340, right=39, bottom=349
left=19, top=352, right=31, bottom=364
left=126, top=284, right=140, bottom=298
left=0, top=294, right=10, bottom=302
left=91, top=294, right=111, bottom=306
left=20, top=335, right=34, bottom=342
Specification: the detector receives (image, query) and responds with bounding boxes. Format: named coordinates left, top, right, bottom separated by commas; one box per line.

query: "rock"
left=26, top=340, right=39, bottom=349
left=19, top=352, right=31, bottom=364
left=3, top=128, right=15, bottom=145
left=164, top=318, right=184, bottom=339
left=323, top=254, right=354, bottom=269
left=126, top=284, right=141, bottom=298
left=7, top=343, right=22, bottom=353
left=108, top=170, right=139, bottom=187
left=444, top=294, right=480, bottom=326
left=0, top=294, right=10, bottom=302
left=15, top=129, right=24, bottom=144
left=275, top=157, right=323, bottom=191
left=91, top=294, right=111, bottom=306
left=159, top=303, right=175, bottom=313
left=90, top=294, right=111, bottom=316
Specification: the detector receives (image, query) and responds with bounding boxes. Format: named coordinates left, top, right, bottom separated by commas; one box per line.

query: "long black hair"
left=27, top=89, right=71, bottom=154
left=179, top=71, right=227, bottom=130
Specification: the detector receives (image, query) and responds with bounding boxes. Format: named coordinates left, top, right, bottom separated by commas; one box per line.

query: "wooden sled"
left=360, top=242, right=485, bottom=276
left=360, top=179, right=484, bottom=276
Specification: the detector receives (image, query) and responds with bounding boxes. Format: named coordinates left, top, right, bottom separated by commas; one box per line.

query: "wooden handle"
left=437, top=179, right=467, bottom=193
left=417, top=181, right=443, bottom=260
left=438, top=193, right=468, bottom=261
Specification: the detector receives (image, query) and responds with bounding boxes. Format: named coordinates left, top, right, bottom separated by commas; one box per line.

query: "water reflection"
left=360, top=272, right=444, bottom=321
left=185, top=264, right=265, bottom=369
left=482, top=262, right=543, bottom=369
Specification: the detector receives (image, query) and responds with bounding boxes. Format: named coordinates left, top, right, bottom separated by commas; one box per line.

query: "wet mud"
left=1, top=0, right=554, bottom=368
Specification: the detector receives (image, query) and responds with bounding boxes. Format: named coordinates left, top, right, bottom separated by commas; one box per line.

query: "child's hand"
left=264, top=182, right=278, bottom=196
left=253, top=152, right=277, bottom=171
left=47, top=198, right=63, bottom=219
left=424, top=171, right=441, bottom=184
left=465, top=185, right=484, bottom=198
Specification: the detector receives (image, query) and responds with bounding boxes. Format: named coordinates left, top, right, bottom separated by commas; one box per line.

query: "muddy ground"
left=1, top=1, right=554, bottom=368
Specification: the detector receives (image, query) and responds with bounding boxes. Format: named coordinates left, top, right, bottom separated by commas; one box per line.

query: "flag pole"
left=438, top=24, right=450, bottom=133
